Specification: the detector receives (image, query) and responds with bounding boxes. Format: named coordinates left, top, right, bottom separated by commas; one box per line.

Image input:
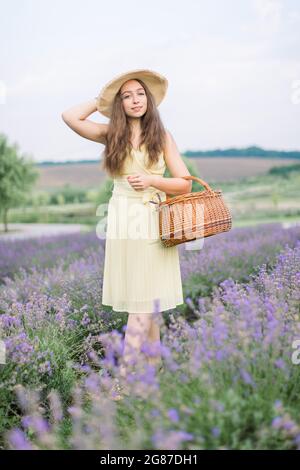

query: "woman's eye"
left=124, top=93, right=144, bottom=99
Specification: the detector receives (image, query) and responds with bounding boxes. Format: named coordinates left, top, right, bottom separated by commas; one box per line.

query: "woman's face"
left=120, top=79, right=147, bottom=117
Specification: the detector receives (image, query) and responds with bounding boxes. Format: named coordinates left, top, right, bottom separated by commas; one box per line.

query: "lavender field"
left=0, top=223, right=300, bottom=449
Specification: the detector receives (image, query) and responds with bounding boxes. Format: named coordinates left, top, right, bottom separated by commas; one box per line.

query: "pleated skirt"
left=101, top=179, right=184, bottom=314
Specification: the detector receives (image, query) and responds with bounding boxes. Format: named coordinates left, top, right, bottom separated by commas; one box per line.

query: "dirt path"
left=1, top=220, right=299, bottom=242
left=0, top=223, right=92, bottom=240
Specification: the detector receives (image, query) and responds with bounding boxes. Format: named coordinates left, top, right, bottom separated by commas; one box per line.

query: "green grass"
left=233, top=215, right=300, bottom=228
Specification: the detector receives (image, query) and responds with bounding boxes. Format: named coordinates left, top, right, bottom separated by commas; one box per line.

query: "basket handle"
left=165, top=175, right=214, bottom=201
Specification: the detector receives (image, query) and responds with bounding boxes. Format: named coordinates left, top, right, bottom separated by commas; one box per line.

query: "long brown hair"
left=100, top=78, right=167, bottom=178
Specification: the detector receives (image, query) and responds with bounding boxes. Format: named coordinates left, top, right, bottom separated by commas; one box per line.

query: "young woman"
left=62, top=69, right=192, bottom=398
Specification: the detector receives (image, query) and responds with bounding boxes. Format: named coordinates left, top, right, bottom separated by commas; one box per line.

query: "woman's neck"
left=129, top=118, right=142, bottom=136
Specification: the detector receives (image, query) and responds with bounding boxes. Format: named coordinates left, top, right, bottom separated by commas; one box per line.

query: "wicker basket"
left=149, top=175, right=232, bottom=248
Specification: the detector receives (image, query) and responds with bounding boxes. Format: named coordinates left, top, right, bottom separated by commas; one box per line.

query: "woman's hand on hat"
left=127, top=174, right=153, bottom=191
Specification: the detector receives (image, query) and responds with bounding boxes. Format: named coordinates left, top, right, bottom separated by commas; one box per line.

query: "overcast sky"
left=1, top=0, right=300, bottom=162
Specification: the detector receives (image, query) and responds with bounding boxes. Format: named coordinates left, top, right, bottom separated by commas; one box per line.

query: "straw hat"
left=95, top=68, right=168, bottom=118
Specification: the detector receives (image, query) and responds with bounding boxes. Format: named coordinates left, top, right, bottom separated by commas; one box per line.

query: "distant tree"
left=0, top=133, right=39, bottom=232
left=184, top=146, right=300, bottom=159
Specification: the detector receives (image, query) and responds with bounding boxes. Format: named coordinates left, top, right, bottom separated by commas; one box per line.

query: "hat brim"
left=96, top=68, right=168, bottom=118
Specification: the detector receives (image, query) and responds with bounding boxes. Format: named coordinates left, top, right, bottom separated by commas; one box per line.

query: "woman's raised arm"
left=61, top=98, right=108, bottom=144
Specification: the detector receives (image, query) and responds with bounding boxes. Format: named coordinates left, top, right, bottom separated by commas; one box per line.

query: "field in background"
left=2, top=158, right=300, bottom=230
left=35, top=156, right=299, bottom=189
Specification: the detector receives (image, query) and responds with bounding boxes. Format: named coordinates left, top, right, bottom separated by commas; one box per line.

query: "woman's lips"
left=132, top=106, right=142, bottom=111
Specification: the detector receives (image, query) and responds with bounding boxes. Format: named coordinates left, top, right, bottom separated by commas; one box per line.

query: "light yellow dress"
left=101, top=143, right=184, bottom=314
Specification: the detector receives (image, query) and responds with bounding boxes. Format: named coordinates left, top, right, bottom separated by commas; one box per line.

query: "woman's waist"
left=111, top=177, right=166, bottom=204
left=112, top=177, right=165, bottom=196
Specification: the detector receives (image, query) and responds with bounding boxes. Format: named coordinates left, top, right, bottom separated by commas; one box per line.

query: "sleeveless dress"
left=101, top=143, right=184, bottom=314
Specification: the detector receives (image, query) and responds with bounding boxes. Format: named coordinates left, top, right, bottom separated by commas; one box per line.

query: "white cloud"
left=287, top=10, right=300, bottom=24
left=241, top=0, right=284, bottom=35
left=253, top=0, right=283, bottom=33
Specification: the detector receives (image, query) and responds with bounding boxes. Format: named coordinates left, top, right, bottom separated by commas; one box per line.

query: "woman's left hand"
left=127, top=174, right=152, bottom=191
